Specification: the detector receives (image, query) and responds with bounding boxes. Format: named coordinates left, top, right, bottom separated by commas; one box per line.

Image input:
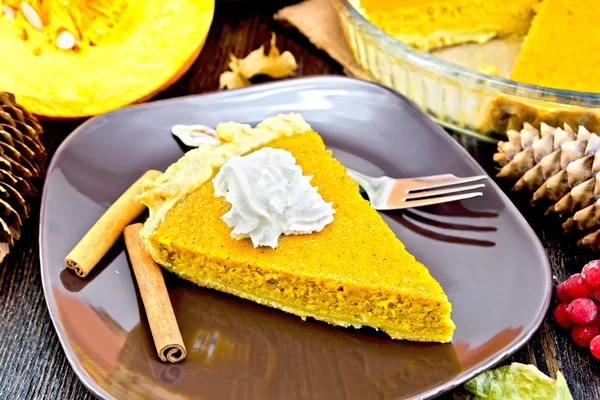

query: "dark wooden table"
left=1, top=2, right=598, bottom=399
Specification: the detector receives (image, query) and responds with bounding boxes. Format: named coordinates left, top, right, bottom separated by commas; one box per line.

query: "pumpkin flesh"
left=1, top=0, right=215, bottom=118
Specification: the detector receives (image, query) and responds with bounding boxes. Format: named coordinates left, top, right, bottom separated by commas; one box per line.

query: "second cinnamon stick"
left=124, top=223, right=186, bottom=363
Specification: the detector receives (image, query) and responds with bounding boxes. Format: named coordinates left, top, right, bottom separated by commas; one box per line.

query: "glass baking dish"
left=332, top=0, right=600, bottom=142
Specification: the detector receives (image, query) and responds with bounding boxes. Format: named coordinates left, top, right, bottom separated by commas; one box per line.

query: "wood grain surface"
left=0, top=2, right=598, bottom=399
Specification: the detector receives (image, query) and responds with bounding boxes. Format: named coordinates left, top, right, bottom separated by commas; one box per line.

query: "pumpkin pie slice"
left=137, top=114, right=455, bottom=342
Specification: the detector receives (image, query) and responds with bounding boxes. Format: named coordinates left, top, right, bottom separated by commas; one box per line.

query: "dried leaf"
left=219, top=33, right=297, bottom=90
left=236, top=33, right=297, bottom=78
left=219, top=70, right=250, bottom=90
left=455, top=363, right=572, bottom=400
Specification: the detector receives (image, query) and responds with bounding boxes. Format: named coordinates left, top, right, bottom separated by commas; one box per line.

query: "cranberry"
left=593, top=312, right=600, bottom=328
left=572, top=324, right=599, bottom=347
left=564, top=273, right=594, bottom=299
left=554, top=303, right=575, bottom=328
left=593, top=287, right=600, bottom=302
left=556, top=282, right=572, bottom=303
left=590, top=336, right=600, bottom=359
left=567, top=298, right=598, bottom=324
left=582, top=260, right=600, bottom=287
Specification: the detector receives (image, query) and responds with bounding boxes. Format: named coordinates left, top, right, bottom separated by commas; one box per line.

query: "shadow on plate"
left=53, top=281, right=466, bottom=400
left=59, top=237, right=125, bottom=292
left=384, top=202, right=499, bottom=248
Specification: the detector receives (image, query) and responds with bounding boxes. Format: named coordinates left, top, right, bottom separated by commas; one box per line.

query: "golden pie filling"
left=138, top=114, right=455, bottom=342
left=509, top=0, right=600, bottom=92
left=354, top=0, right=540, bottom=52
left=355, top=0, right=600, bottom=133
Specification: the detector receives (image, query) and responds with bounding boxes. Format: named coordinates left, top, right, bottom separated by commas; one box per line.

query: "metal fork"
left=346, top=169, right=487, bottom=210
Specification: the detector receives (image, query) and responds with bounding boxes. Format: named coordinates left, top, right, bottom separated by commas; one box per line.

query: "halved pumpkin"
left=0, top=0, right=214, bottom=118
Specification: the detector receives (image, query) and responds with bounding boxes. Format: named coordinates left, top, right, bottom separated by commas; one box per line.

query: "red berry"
left=567, top=298, right=598, bottom=324
left=591, top=336, right=600, bottom=359
left=556, top=282, right=572, bottom=303
left=593, top=287, right=600, bottom=302
left=593, top=313, right=600, bottom=327
left=583, top=260, right=600, bottom=287
left=554, top=303, right=575, bottom=328
left=564, top=273, right=594, bottom=298
left=572, top=324, right=599, bottom=347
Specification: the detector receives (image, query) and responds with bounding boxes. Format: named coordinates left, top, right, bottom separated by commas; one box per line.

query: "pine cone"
left=0, top=92, right=46, bottom=262
left=494, top=122, right=600, bottom=250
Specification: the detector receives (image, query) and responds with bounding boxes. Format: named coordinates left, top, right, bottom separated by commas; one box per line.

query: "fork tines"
left=400, top=175, right=487, bottom=209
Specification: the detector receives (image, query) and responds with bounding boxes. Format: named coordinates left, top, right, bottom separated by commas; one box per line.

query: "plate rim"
left=39, top=75, right=552, bottom=400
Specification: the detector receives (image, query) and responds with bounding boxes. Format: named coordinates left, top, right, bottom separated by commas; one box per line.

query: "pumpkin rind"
left=0, top=0, right=215, bottom=118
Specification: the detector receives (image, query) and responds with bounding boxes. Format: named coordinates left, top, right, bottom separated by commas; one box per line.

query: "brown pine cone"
left=0, top=92, right=46, bottom=262
left=494, top=122, right=600, bottom=250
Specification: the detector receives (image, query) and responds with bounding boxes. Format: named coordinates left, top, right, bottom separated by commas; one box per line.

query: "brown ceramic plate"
left=40, top=76, right=551, bottom=399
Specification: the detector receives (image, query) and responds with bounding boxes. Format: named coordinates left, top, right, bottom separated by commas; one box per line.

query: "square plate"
left=40, top=76, right=551, bottom=399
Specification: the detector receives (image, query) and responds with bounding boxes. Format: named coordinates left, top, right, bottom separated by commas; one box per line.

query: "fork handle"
left=346, top=168, right=392, bottom=209
left=346, top=168, right=381, bottom=192
left=346, top=169, right=371, bottom=185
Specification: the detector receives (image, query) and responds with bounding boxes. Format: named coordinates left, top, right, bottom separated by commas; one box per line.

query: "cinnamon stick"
left=124, top=223, right=186, bottom=363
left=65, top=170, right=162, bottom=277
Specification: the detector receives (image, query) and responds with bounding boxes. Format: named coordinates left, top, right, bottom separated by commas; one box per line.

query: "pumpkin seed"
left=2, top=5, right=16, bottom=20
left=20, top=2, right=43, bottom=30
left=55, top=30, right=76, bottom=50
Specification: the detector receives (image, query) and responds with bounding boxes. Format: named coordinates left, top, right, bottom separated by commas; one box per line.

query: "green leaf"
left=456, top=363, right=573, bottom=400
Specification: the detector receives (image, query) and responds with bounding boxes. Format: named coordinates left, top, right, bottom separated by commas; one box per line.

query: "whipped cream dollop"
left=213, top=147, right=335, bottom=248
